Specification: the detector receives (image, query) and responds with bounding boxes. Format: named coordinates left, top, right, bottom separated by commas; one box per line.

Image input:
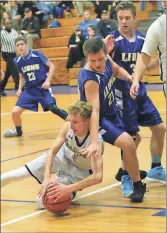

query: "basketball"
left=42, top=185, right=72, bottom=214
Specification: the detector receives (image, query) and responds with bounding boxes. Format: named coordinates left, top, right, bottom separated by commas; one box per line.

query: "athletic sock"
left=151, top=155, right=162, bottom=169
left=16, top=126, right=23, bottom=136
left=1, top=166, right=30, bottom=187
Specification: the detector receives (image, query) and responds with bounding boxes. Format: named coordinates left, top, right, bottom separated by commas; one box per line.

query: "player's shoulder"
left=30, top=50, right=44, bottom=57
left=110, top=29, right=123, bottom=40
left=79, top=67, right=98, bottom=79
left=136, top=31, right=145, bottom=41
left=14, top=55, right=22, bottom=64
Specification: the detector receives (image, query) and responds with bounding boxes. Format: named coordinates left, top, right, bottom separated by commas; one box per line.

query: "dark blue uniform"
left=111, top=30, right=162, bottom=133
left=14, top=50, right=55, bottom=111
left=78, top=59, right=125, bottom=145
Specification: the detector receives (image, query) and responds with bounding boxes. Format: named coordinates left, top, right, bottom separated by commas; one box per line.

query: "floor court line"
left=1, top=182, right=120, bottom=227
left=1, top=199, right=164, bottom=211
left=1, top=148, right=49, bottom=163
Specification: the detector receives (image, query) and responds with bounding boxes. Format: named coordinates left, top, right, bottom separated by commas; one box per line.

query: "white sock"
left=1, top=166, right=30, bottom=187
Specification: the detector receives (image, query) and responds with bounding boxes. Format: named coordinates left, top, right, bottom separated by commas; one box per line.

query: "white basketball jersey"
left=142, top=13, right=166, bottom=82
left=63, top=129, right=103, bottom=170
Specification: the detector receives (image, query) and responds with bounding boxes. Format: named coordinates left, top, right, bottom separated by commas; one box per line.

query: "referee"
left=1, top=19, right=19, bottom=96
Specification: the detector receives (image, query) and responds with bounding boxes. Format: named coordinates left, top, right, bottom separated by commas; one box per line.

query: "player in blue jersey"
left=78, top=37, right=146, bottom=203
left=3, top=36, right=69, bottom=138
left=105, top=1, right=166, bottom=197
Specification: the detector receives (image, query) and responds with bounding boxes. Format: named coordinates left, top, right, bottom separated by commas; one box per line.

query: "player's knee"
left=150, top=123, right=166, bottom=136
left=116, top=132, right=136, bottom=151
left=136, top=133, right=141, bottom=144
left=12, top=107, right=22, bottom=117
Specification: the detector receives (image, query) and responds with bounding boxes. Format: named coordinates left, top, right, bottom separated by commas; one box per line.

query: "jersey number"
left=130, top=64, right=136, bottom=75
left=108, top=92, right=114, bottom=106
left=27, top=72, right=36, bottom=81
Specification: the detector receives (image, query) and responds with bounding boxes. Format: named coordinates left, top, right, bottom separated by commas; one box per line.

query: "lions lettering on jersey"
left=14, top=50, right=49, bottom=89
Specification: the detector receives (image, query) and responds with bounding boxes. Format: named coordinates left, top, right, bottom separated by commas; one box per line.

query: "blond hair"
left=68, top=101, right=92, bottom=120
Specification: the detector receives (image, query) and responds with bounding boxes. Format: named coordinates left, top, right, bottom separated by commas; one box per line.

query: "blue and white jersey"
left=78, top=59, right=118, bottom=117
left=110, top=30, right=147, bottom=132
left=14, top=50, right=49, bottom=89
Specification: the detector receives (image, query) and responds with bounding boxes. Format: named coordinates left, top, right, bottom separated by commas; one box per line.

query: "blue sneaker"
left=146, top=166, right=166, bottom=184
left=121, top=175, right=133, bottom=197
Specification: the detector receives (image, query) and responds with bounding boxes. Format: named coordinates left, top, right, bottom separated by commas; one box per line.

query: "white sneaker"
left=3, top=129, right=18, bottom=138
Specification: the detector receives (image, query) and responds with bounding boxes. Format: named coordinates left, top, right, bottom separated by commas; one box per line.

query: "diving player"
left=1, top=101, right=104, bottom=206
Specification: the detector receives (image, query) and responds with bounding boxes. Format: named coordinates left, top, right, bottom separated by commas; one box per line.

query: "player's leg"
left=100, top=116, right=146, bottom=202
left=3, top=106, right=24, bottom=137
left=3, top=91, right=39, bottom=137
left=39, top=88, right=69, bottom=120
left=138, top=94, right=166, bottom=184
left=1, top=151, right=50, bottom=187
left=147, top=123, right=166, bottom=184
left=1, top=166, right=30, bottom=187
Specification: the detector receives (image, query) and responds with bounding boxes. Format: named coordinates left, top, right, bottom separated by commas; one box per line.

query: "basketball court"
left=1, top=89, right=166, bottom=232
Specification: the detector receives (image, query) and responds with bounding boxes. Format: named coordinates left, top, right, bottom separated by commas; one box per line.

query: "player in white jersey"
left=130, top=1, right=166, bottom=97
left=1, top=101, right=103, bottom=206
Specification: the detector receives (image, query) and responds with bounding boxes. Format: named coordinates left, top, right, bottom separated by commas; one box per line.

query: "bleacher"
left=1, top=2, right=162, bottom=89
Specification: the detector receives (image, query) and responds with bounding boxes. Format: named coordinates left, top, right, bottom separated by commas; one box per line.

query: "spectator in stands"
left=1, top=11, right=11, bottom=29
left=140, top=0, right=163, bottom=15
left=96, top=10, right=118, bottom=38
left=4, top=1, right=22, bottom=31
left=72, top=1, right=94, bottom=17
left=0, top=19, right=19, bottom=96
left=33, top=1, right=49, bottom=28
left=93, top=1, right=110, bottom=19
left=77, top=10, right=98, bottom=37
left=85, top=24, right=102, bottom=40
left=109, top=1, right=121, bottom=20
left=55, top=1, right=74, bottom=18
left=66, top=26, right=85, bottom=70
left=21, top=8, right=40, bottom=49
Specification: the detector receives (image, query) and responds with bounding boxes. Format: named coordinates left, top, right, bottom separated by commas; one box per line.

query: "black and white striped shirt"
left=1, top=29, right=18, bottom=53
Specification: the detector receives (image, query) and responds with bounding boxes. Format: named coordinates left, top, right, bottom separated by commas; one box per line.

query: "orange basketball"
left=42, top=185, right=72, bottom=214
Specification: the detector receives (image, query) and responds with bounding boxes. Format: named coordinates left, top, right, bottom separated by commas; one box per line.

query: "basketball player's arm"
left=47, top=143, right=103, bottom=199
left=80, top=80, right=101, bottom=158
left=41, top=60, right=55, bottom=89
left=130, top=21, right=160, bottom=98
left=16, top=73, right=24, bottom=97
left=108, top=55, right=133, bottom=82
left=146, top=58, right=159, bottom=72
left=0, top=70, right=4, bottom=81
left=39, top=122, right=70, bottom=196
left=67, top=143, right=103, bottom=192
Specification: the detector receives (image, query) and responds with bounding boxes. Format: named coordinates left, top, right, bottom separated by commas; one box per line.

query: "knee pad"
left=48, top=104, right=68, bottom=120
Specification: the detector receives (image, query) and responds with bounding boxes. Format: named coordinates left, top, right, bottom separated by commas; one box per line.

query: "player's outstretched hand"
left=16, top=89, right=22, bottom=97
left=42, top=80, right=50, bottom=89
left=47, top=183, right=71, bottom=203
left=103, top=35, right=115, bottom=54
left=80, top=141, right=101, bottom=158
left=38, top=179, right=57, bottom=197
left=130, top=81, right=140, bottom=99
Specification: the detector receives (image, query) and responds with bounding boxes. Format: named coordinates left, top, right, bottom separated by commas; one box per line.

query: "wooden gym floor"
left=1, top=90, right=166, bottom=233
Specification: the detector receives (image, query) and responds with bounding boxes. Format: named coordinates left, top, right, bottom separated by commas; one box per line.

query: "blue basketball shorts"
left=16, top=87, right=56, bottom=111
left=137, top=94, right=163, bottom=126
left=99, top=111, right=125, bottom=145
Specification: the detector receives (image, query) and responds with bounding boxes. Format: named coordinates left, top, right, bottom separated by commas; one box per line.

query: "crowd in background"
left=0, top=0, right=162, bottom=95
